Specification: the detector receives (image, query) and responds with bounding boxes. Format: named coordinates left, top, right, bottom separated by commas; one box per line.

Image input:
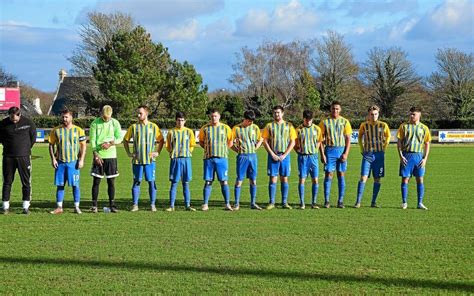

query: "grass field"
left=0, top=144, right=473, bottom=294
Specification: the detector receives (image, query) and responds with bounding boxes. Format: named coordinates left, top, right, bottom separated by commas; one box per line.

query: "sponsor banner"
left=438, top=130, right=474, bottom=143
left=36, top=130, right=45, bottom=142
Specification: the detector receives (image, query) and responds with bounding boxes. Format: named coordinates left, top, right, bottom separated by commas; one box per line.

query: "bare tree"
left=427, top=48, right=473, bottom=118
left=0, top=65, right=17, bottom=87
left=230, top=40, right=310, bottom=115
left=310, top=31, right=358, bottom=111
left=362, top=47, right=420, bottom=117
left=68, top=12, right=136, bottom=76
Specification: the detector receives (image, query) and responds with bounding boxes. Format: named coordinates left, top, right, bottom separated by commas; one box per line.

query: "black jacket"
left=0, top=116, right=36, bottom=157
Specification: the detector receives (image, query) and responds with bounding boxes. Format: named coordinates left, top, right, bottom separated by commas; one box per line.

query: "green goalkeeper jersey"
left=89, top=117, right=122, bottom=159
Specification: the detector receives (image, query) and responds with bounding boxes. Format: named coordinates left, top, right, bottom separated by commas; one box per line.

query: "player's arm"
left=383, top=123, right=391, bottom=150
left=113, top=119, right=122, bottom=145
left=156, top=130, right=164, bottom=155
left=419, top=127, right=431, bottom=168
left=48, top=129, right=58, bottom=168
left=262, top=125, right=279, bottom=161
left=358, top=124, right=364, bottom=154
left=165, top=132, right=173, bottom=154
left=189, top=130, right=196, bottom=153
left=341, top=121, right=352, bottom=162
left=280, top=126, right=296, bottom=161
left=198, top=127, right=206, bottom=149
left=29, top=119, right=37, bottom=148
left=230, top=127, right=239, bottom=153
left=294, top=130, right=301, bottom=153
left=255, top=137, right=264, bottom=150
left=396, top=125, right=407, bottom=165
left=226, top=126, right=233, bottom=149
left=123, top=126, right=134, bottom=158
left=89, top=121, right=102, bottom=164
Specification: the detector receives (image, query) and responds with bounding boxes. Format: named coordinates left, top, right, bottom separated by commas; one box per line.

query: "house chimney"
left=33, top=97, right=43, bottom=115
left=59, top=69, right=67, bottom=82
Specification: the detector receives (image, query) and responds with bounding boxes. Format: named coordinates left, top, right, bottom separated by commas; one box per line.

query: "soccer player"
left=0, top=107, right=36, bottom=214
left=262, top=105, right=296, bottom=210
left=319, top=101, right=352, bottom=208
left=123, top=105, right=164, bottom=212
left=354, top=105, right=391, bottom=208
left=89, top=105, right=122, bottom=213
left=165, top=112, right=196, bottom=212
left=397, top=106, right=431, bottom=210
left=231, top=110, right=264, bottom=210
left=295, top=110, right=324, bottom=210
left=199, top=109, right=233, bottom=211
left=49, top=109, right=87, bottom=214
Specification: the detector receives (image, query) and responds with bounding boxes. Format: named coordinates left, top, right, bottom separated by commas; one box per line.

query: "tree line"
left=2, top=12, right=473, bottom=122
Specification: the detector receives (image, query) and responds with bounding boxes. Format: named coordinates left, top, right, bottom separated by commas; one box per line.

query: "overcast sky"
left=1, top=0, right=473, bottom=92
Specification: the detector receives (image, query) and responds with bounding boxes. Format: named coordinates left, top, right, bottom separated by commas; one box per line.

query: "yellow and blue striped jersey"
left=319, top=117, right=352, bottom=147
left=358, top=121, right=391, bottom=152
left=231, top=123, right=262, bottom=154
left=49, top=125, right=86, bottom=163
left=199, top=123, right=232, bottom=159
left=166, top=127, right=196, bottom=158
left=123, top=122, right=163, bottom=164
left=295, top=124, right=322, bottom=154
left=397, top=122, right=431, bottom=153
left=262, top=121, right=297, bottom=153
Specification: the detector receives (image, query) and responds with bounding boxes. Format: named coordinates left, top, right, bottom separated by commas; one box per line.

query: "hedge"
left=31, top=116, right=474, bottom=130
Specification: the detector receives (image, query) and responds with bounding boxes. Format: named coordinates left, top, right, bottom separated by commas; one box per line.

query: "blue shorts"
left=399, top=152, right=425, bottom=178
left=236, top=154, right=258, bottom=181
left=55, top=161, right=80, bottom=187
left=324, top=147, right=347, bottom=173
left=204, top=157, right=228, bottom=181
left=267, top=153, right=291, bottom=177
left=360, top=151, right=385, bottom=178
left=298, top=154, right=319, bottom=179
left=169, top=158, right=192, bottom=182
left=133, top=163, right=156, bottom=182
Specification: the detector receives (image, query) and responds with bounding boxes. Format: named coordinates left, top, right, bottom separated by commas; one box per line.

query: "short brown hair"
left=410, top=106, right=422, bottom=112
left=368, top=105, right=380, bottom=112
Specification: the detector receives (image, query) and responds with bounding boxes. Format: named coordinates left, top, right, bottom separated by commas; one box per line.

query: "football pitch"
left=0, top=144, right=472, bottom=294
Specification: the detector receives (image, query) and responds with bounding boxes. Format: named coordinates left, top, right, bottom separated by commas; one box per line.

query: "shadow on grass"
left=0, top=256, right=472, bottom=292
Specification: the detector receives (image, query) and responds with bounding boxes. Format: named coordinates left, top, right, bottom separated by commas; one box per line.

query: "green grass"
left=0, top=144, right=473, bottom=294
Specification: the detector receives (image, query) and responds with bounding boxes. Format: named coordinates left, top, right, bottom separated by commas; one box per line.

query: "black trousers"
left=2, top=156, right=32, bottom=201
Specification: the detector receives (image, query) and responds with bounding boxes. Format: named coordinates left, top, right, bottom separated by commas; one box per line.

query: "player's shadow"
left=0, top=256, right=471, bottom=293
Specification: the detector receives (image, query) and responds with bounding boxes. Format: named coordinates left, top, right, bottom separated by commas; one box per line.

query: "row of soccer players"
left=0, top=102, right=431, bottom=215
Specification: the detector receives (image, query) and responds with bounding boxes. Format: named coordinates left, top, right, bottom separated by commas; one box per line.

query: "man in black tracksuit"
left=0, top=106, right=36, bottom=214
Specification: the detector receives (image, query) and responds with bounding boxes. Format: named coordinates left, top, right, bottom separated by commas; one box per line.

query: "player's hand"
left=418, top=158, right=427, bottom=168
left=77, top=159, right=84, bottom=169
left=150, top=152, right=159, bottom=158
left=321, top=155, right=327, bottom=164
left=101, top=142, right=111, bottom=150
left=400, top=155, right=408, bottom=166
left=279, top=154, right=287, bottom=161
left=51, top=159, right=58, bottom=169
left=94, top=156, right=104, bottom=166
left=340, top=153, right=348, bottom=162
left=271, top=153, right=280, bottom=161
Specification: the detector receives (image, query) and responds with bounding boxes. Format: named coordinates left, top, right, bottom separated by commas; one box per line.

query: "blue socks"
left=324, top=177, right=332, bottom=203
left=337, top=175, right=345, bottom=203
left=298, top=184, right=305, bottom=205
left=234, top=185, right=241, bottom=206
left=221, top=184, right=230, bottom=204
left=269, top=182, right=277, bottom=204
left=148, top=181, right=156, bottom=205
left=132, top=182, right=140, bottom=205
left=401, top=183, right=408, bottom=203
left=72, top=186, right=80, bottom=203
left=356, top=181, right=365, bottom=204
left=203, top=184, right=212, bottom=205
left=169, top=182, right=178, bottom=208
left=250, top=184, right=257, bottom=205
left=183, top=182, right=191, bottom=207
left=372, top=182, right=381, bottom=204
left=417, top=183, right=424, bottom=205
left=281, top=182, right=289, bottom=205
left=56, top=186, right=65, bottom=203
left=312, top=183, right=319, bottom=205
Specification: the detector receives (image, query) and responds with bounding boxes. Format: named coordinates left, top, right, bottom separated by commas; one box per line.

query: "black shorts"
left=91, top=158, right=119, bottom=179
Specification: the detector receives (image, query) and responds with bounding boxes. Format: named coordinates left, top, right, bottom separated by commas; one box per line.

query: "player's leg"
left=234, top=154, right=247, bottom=210
left=399, top=152, right=415, bottom=209
left=2, top=156, right=16, bottom=213
left=336, top=149, right=348, bottom=208
left=51, top=162, right=66, bottom=214
left=106, top=178, right=117, bottom=211
left=370, top=152, right=384, bottom=207
left=280, top=155, right=291, bottom=208
left=297, top=154, right=307, bottom=209
left=267, top=154, right=278, bottom=209
left=91, top=177, right=101, bottom=211
left=371, top=177, right=381, bottom=207
left=16, top=156, right=32, bottom=213
left=202, top=158, right=214, bottom=210
left=70, top=161, right=81, bottom=214
left=131, top=164, right=143, bottom=211
left=104, top=158, right=119, bottom=211
left=144, top=163, right=157, bottom=211
left=323, top=147, right=337, bottom=208
left=414, top=154, right=427, bottom=210
left=182, top=158, right=194, bottom=211
left=216, top=158, right=231, bottom=210
left=309, top=154, right=319, bottom=208
left=168, top=158, right=180, bottom=210
left=355, top=154, right=371, bottom=207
